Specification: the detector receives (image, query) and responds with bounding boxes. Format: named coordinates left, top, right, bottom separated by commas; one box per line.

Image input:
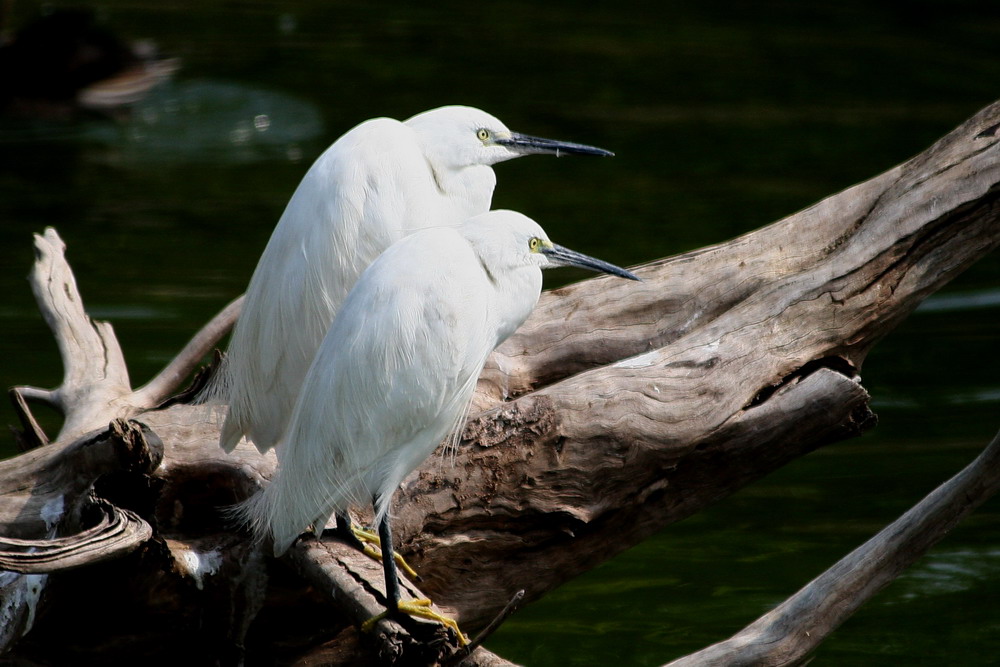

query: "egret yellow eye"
left=477, top=128, right=490, bottom=142
left=528, top=237, right=541, bottom=252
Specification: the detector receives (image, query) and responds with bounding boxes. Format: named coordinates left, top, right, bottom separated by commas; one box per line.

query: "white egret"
left=216, top=105, right=613, bottom=454
left=235, top=210, right=639, bottom=640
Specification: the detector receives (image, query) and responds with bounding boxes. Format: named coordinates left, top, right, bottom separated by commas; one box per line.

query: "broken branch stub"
left=0, top=418, right=163, bottom=652
left=0, top=419, right=161, bottom=541
left=12, top=227, right=243, bottom=446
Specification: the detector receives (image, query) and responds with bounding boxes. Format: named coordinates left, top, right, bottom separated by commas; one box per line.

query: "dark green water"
left=1, top=1, right=999, bottom=664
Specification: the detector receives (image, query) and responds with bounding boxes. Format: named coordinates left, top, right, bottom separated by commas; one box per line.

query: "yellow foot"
left=361, top=598, right=469, bottom=645
left=350, top=526, right=419, bottom=579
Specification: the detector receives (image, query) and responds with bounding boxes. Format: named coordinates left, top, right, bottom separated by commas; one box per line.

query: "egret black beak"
left=496, top=132, right=614, bottom=157
left=542, top=244, right=640, bottom=281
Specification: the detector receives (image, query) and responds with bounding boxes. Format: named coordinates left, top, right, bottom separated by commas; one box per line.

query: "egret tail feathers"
left=219, top=414, right=244, bottom=453
left=229, top=486, right=302, bottom=557
left=194, top=355, right=250, bottom=454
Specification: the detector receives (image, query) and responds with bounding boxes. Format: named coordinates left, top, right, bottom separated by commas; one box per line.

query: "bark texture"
left=0, top=101, right=998, bottom=664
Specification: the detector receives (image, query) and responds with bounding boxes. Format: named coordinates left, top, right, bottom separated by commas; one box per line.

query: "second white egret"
left=235, top=209, right=639, bottom=640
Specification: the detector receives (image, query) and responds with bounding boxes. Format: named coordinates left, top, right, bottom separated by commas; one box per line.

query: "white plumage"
left=215, top=106, right=612, bottom=453
left=236, top=209, right=639, bottom=557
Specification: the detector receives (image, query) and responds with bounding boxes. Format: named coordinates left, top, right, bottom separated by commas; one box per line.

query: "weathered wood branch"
left=9, top=387, right=49, bottom=451
left=481, top=103, right=1000, bottom=400
left=665, top=424, right=1000, bottom=666
left=131, top=296, right=243, bottom=410
left=284, top=537, right=512, bottom=665
left=0, top=499, right=150, bottom=573
left=0, top=229, right=519, bottom=664
left=1, top=100, right=998, bottom=663
left=0, top=418, right=161, bottom=648
left=395, top=99, right=1000, bottom=629
left=11, top=229, right=244, bottom=444
left=21, top=228, right=134, bottom=442
left=0, top=418, right=161, bottom=540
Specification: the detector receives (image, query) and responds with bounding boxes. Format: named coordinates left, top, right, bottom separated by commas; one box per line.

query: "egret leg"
left=327, top=511, right=418, bottom=579
left=323, top=511, right=364, bottom=547
left=378, top=511, right=402, bottom=608
left=361, top=509, right=467, bottom=645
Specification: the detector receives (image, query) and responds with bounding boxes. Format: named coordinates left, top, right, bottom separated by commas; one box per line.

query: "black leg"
left=377, top=507, right=401, bottom=610
left=359, top=498, right=467, bottom=645
left=319, top=511, right=365, bottom=550
left=335, top=511, right=366, bottom=548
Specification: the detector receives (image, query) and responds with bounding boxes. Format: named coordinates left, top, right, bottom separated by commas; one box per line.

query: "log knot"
left=463, top=396, right=558, bottom=451
left=110, top=419, right=163, bottom=476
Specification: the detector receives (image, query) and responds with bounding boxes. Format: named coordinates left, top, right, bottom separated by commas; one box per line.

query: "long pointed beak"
left=496, top=132, right=614, bottom=157
left=541, top=244, right=640, bottom=281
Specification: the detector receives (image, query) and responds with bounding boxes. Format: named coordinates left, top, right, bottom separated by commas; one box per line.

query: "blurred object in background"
left=0, top=6, right=179, bottom=119
left=80, top=78, right=325, bottom=166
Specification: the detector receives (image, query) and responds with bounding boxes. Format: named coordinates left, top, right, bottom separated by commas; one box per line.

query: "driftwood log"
left=0, top=99, right=998, bottom=665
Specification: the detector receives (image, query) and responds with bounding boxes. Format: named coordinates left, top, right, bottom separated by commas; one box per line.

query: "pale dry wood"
left=131, top=296, right=243, bottom=410
left=12, top=229, right=244, bottom=443
left=8, top=387, right=48, bottom=450
left=0, top=418, right=161, bottom=651
left=393, top=366, right=874, bottom=628
left=393, top=100, right=1000, bottom=627
left=0, top=419, right=161, bottom=540
left=21, top=228, right=134, bottom=442
left=0, top=499, right=150, bottom=573
left=665, top=425, right=1000, bottom=667
left=1, top=100, right=999, bottom=663
left=0, top=230, right=244, bottom=656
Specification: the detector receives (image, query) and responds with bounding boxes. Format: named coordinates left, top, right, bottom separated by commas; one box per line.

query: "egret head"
left=462, top=210, right=639, bottom=282
left=405, top=105, right=613, bottom=172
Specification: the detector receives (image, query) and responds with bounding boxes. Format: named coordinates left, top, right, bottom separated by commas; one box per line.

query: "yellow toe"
left=361, top=598, right=467, bottom=645
left=350, top=525, right=419, bottom=579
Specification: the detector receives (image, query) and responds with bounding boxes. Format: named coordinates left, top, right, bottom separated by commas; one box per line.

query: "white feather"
left=210, top=107, right=526, bottom=453
left=235, top=211, right=551, bottom=556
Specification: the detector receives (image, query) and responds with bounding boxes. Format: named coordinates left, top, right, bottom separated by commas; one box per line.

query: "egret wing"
left=219, top=118, right=444, bottom=452
left=259, top=227, right=494, bottom=551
